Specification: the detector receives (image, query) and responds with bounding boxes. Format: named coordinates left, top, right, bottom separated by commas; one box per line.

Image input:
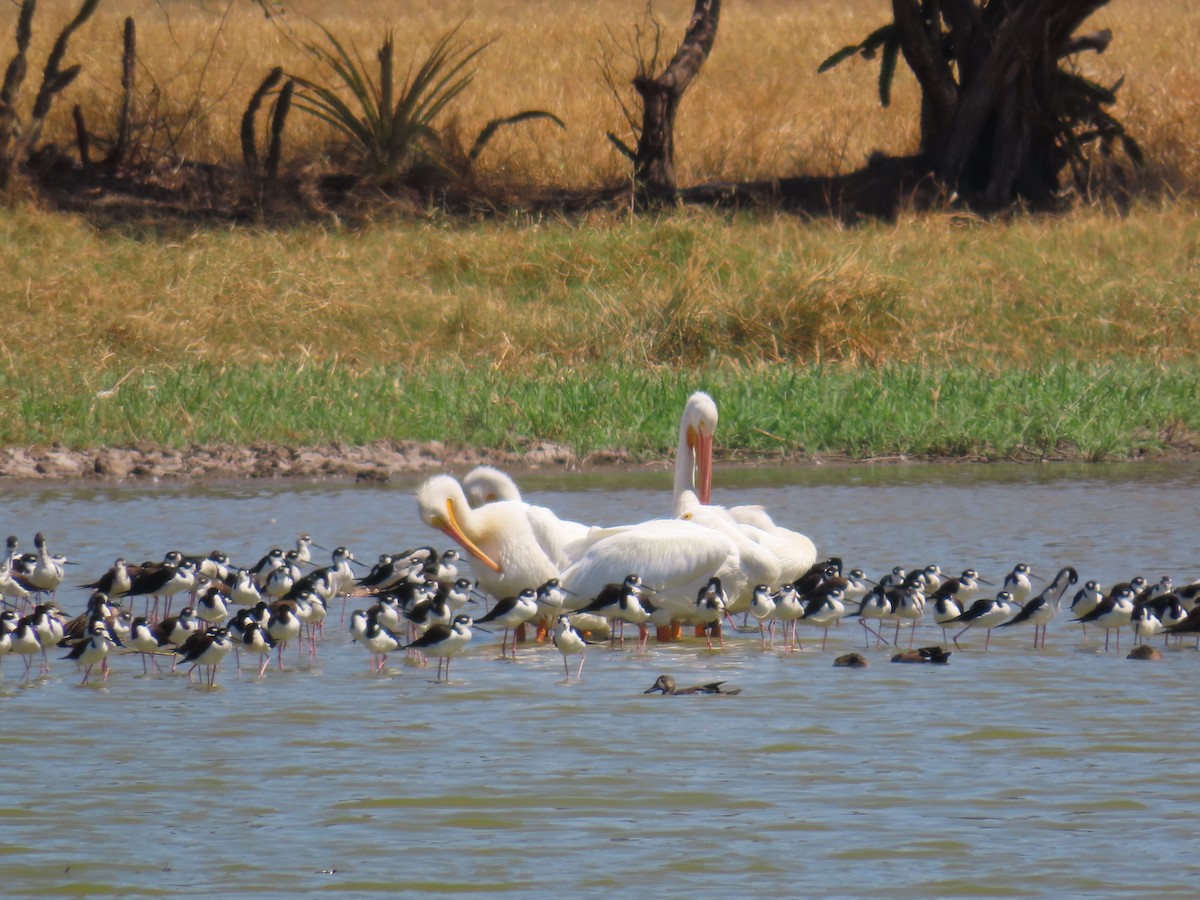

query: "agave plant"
left=291, top=23, right=489, bottom=178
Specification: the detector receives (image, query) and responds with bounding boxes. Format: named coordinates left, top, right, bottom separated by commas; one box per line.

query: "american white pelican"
left=416, top=475, right=560, bottom=600
left=558, top=518, right=741, bottom=634
left=462, top=465, right=590, bottom=569
left=674, top=489, right=780, bottom=613
left=672, top=392, right=817, bottom=584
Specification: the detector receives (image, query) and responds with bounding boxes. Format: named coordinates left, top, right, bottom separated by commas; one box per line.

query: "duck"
left=643, top=674, right=742, bottom=695
left=891, top=646, right=951, bottom=664
left=833, top=652, right=869, bottom=668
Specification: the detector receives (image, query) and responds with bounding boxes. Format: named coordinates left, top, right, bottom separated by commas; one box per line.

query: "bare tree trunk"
left=632, top=0, right=720, bottom=197
left=891, top=0, right=1111, bottom=208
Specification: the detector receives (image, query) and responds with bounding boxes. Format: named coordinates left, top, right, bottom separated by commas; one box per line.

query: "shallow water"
left=2, top=463, right=1200, bottom=897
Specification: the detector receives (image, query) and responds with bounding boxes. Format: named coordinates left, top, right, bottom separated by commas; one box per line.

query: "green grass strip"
left=3, top=362, right=1196, bottom=462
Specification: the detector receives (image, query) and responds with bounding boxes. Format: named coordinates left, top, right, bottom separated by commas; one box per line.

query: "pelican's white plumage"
left=462, top=465, right=590, bottom=569
left=558, top=518, right=742, bottom=625
left=416, top=475, right=559, bottom=599
left=674, top=489, right=779, bottom=613
left=672, top=391, right=817, bottom=587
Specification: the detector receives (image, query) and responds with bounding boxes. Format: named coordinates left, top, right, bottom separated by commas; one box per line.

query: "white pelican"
left=672, top=392, right=817, bottom=584
left=674, top=488, right=780, bottom=612
left=557, top=518, right=742, bottom=637
left=416, top=475, right=559, bottom=600
left=462, top=465, right=590, bottom=569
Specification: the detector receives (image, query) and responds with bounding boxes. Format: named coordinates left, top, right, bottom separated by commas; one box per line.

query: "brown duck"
left=644, top=674, right=741, bottom=695
left=891, top=646, right=951, bottom=664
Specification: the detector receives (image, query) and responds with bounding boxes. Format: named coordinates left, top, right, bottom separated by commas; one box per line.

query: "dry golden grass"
left=3, top=0, right=1193, bottom=190
left=1, top=201, right=1197, bottom=379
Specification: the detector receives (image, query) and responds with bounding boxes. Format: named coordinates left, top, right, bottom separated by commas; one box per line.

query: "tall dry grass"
left=1, top=201, right=1196, bottom=378
left=2, top=0, right=1194, bottom=190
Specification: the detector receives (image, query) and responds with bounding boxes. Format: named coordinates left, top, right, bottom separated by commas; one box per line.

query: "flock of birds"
left=3, top=392, right=1199, bottom=687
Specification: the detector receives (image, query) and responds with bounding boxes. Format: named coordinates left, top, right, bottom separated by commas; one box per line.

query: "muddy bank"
left=2, top=440, right=1191, bottom=482
left=0, top=440, right=639, bottom=482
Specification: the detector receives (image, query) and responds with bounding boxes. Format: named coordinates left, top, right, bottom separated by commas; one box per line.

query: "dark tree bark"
left=631, top=0, right=720, bottom=197
left=890, top=0, right=1116, bottom=209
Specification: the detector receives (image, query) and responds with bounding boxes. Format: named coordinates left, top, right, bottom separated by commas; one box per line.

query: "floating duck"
left=643, top=674, right=742, bottom=695
left=1127, top=644, right=1163, bottom=661
left=891, top=646, right=951, bottom=664
left=833, top=652, right=868, bottom=668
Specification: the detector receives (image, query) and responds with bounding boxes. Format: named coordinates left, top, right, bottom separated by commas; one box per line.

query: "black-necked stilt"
left=1073, top=585, right=1137, bottom=652
left=949, top=591, right=1015, bottom=650
left=263, top=551, right=302, bottom=600
left=572, top=574, right=655, bottom=651
left=62, top=619, right=122, bottom=684
left=127, top=558, right=197, bottom=621
left=0, top=559, right=35, bottom=612
left=1142, top=592, right=1187, bottom=644
left=997, top=566, right=1078, bottom=648
left=127, top=616, right=166, bottom=674
left=7, top=616, right=42, bottom=679
left=266, top=603, right=302, bottom=669
left=904, top=564, right=943, bottom=595
left=474, top=588, right=540, bottom=658
left=1003, top=564, right=1035, bottom=607
left=848, top=585, right=892, bottom=649
left=772, top=583, right=804, bottom=653
left=195, top=587, right=230, bottom=626
left=930, top=587, right=964, bottom=643
left=27, top=533, right=67, bottom=601
left=358, top=613, right=402, bottom=673
left=749, top=584, right=776, bottom=650
left=551, top=614, right=591, bottom=681
left=888, top=586, right=925, bottom=649
left=21, top=602, right=64, bottom=674
left=801, top=586, right=848, bottom=651
left=443, top=577, right=481, bottom=615
left=81, top=558, right=133, bottom=599
left=1069, top=579, right=1104, bottom=641
left=692, top=576, right=731, bottom=650
left=175, top=626, right=233, bottom=686
left=644, top=674, right=741, bottom=695
left=878, top=566, right=907, bottom=589
left=402, top=614, right=474, bottom=682
left=229, top=619, right=274, bottom=678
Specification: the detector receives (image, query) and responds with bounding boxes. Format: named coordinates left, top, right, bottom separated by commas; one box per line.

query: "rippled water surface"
left=3, top=463, right=1199, bottom=897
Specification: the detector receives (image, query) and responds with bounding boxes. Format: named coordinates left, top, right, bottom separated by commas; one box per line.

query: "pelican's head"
left=463, top=465, right=521, bottom=507
left=680, top=392, right=717, bottom=505
left=416, top=475, right=502, bottom=573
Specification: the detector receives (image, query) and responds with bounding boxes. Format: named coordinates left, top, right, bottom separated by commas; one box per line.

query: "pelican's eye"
left=681, top=512, right=693, bottom=520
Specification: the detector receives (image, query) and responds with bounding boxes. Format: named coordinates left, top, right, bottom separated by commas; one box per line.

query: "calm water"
left=2, top=463, right=1199, bottom=897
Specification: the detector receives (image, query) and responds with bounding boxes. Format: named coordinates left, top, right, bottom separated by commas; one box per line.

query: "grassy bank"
left=1, top=202, right=1197, bottom=463
left=3, top=360, right=1197, bottom=464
